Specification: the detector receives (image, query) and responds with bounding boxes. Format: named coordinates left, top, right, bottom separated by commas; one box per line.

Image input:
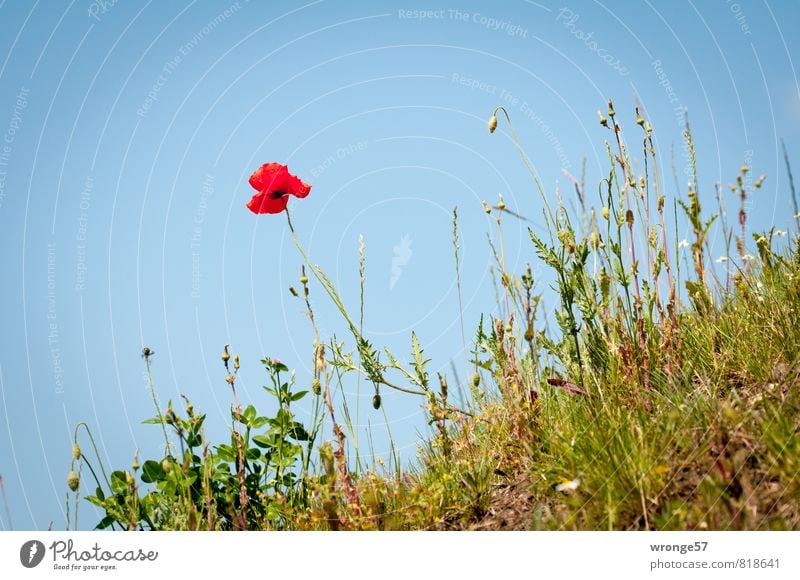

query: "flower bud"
left=221, top=345, right=230, bottom=364
left=472, top=373, right=481, bottom=388
left=233, top=354, right=240, bottom=371
left=488, top=115, right=498, bottom=134
left=372, top=393, right=381, bottom=410
left=72, top=443, right=81, bottom=461
left=312, top=378, right=322, bottom=396
left=300, top=275, right=309, bottom=285
left=497, top=194, right=506, bottom=211
left=125, top=471, right=134, bottom=486
left=162, top=457, right=172, bottom=474
left=601, top=206, right=610, bottom=220
left=67, top=470, right=80, bottom=492
left=597, top=110, right=608, bottom=128
left=482, top=200, right=492, bottom=214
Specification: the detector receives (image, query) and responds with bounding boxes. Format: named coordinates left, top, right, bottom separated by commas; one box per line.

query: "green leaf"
left=215, top=444, right=236, bottom=462
left=141, top=460, right=166, bottom=483
left=141, top=417, right=164, bottom=425
left=242, top=404, right=257, bottom=426
left=110, top=471, right=127, bottom=495
left=290, top=390, right=308, bottom=402
left=252, top=416, right=269, bottom=429
left=86, top=495, right=104, bottom=508
left=95, top=515, right=116, bottom=530
left=290, top=423, right=310, bottom=441
left=252, top=434, right=274, bottom=449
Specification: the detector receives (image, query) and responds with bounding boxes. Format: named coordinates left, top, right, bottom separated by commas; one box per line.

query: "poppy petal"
left=249, top=163, right=287, bottom=192
left=283, top=172, right=312, bottom=199
left=246, top=190, right=289, bottom=214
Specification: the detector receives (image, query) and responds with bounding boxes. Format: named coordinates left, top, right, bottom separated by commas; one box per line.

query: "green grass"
left=66, top=101, right=800, bottom=530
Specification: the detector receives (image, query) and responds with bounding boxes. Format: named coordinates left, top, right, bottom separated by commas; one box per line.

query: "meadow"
left=65, top=102, right=800, bottom=531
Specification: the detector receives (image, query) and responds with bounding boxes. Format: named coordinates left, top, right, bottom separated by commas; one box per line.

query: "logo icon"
left=390, top=234, right=413, bottom=290
left=20, top=540, right=45, bottom=568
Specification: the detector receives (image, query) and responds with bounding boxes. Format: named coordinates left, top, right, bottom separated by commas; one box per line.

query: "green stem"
left=143, top=356, right=171, bottom=457
left=74, top=422, right=110, bottom=488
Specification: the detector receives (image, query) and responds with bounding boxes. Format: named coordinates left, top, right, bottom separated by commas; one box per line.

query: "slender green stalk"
left=143, top=354, right=171, bottom=457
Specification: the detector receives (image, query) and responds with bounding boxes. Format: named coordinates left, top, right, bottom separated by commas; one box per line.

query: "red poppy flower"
left=246, top=162, right=312, bottom=214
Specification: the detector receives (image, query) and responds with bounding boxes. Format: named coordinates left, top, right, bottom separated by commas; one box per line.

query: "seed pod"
left=72, top=443, right=81, bottom=461
left=233, top=354, right=240, bottom=371
left=312, top=378, right=322, bottom=396
left=289, top=286, right=298, bottom=297
left=488, top=115, right=498, bottom=134
left=372, top=393, right=381, bottom=410
left=67, top=470, right=80, bottom=492
left=497, top=194, right=506, bottom=211
left=625, top=209, right=634, bottom=226
left=524, top=322, right=534, bottom=342
left=221, top=345, right=230, bottom=364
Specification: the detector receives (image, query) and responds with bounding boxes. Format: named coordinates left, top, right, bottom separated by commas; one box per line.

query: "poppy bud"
left=625, top=209, right=634, bottom=226
left=472, top=373, right=481, bottom=388
left=72, top=443, right=81, bottom=461
left=497, top=194, right=505, bottom=211
left=488, top=115, right=498, bottom=133
left=589, top=231, right=601, bottom=250
left=602, top=206, right=610, bottom=220
left=67, top=470, right=80, bottom=492
left=372, top=393, right=381, bottom=410
left=221, top=345, right=230, bottom=364
left=607, top=99, right=615, bottom=117
left=597, top=110, right=608, bottom=128
left=162, top=457, right=172, bottom=474
left=132, top=457, right=140, bottom=472
left=312, top=378, right=322, bottom=395
left=125, top=471, right=134, bottom=486
left=482, top=200, right=492, bottom=214
left=142, top=346, right=152, bottom=358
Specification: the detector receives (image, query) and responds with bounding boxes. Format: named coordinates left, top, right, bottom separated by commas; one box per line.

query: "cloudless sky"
left=0, top=0, right=798, bottom=530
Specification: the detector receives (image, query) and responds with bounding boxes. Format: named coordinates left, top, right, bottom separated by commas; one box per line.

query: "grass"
left=66, top=101, right=800, bottom=530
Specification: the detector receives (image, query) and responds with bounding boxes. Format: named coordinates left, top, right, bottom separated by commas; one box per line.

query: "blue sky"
left=0, top=0, right=798, bottom=530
